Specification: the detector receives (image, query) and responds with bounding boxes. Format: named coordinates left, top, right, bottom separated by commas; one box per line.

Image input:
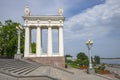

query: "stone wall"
left=24, top=57, right=65, bottom=68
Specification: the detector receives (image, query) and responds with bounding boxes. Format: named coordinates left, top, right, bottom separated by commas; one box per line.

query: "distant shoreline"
left=100, top=59, right=120, bottom=65
left=100, top=58, right=120, bottom=59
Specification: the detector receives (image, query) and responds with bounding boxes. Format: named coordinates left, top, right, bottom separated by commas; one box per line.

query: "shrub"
left=95, top=64, right=111, bottom=74
left=80, top=65, right=88, bottom=69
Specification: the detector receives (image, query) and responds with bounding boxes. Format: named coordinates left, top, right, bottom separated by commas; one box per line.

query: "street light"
left=15, top=25, right=23, bottom=59
left=86, top=39, right=93, bottom=69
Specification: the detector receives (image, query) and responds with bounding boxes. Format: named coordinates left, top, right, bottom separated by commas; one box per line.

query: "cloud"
left=26, top=0, right=72, bottom=15
left=64, top=0, right=120, bottom=40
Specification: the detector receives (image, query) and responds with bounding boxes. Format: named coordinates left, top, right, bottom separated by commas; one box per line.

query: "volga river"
left=100, top=59, right=120, bottom=64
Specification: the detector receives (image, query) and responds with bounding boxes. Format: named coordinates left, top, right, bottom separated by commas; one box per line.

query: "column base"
left=87, top=68, right=95, bottom=74
left=24, top=56, right=65, bottom=68
left=14, top=54, right=23, bottom=59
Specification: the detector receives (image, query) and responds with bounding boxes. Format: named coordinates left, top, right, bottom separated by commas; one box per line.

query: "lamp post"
left=15, top=25, right=23, bottom=59
left=86, top=39, right=93, bottom=69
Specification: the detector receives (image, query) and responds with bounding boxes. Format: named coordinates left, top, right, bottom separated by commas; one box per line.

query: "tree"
left=94, top=55, right=100, bottom=64
left=76, top=52, right=89, bottom=66
left=0, top=20, right=24, bottom=58
left=65, top=54, right=72, bottom=57
left=65, top=54, right=73, bottom=63
left=31, top=42, right=36, bottom=53
left=0, top=22, right=2, bottom=27
left=77, top=52, right=88, bottom=61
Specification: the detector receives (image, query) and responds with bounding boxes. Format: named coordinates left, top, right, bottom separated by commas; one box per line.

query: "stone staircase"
left=0, top=59, right=74, bottom=80
left=0, top=59, right=40, bottom=76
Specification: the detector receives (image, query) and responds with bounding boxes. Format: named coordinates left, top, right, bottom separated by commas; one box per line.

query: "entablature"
left=23, top=16, right=64, bottom=27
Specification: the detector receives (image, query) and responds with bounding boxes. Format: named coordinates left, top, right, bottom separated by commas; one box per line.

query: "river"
left=100, top=59, right=120, bottom=64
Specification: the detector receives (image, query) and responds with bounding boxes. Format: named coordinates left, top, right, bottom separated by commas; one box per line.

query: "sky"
left=0, top=0, right=120, bottom=58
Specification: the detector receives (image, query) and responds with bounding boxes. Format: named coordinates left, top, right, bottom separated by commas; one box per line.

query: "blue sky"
left=0, top=0, right=120, bottom=58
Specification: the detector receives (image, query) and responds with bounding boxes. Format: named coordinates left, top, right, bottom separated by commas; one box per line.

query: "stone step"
left=0, top=63, right=36, bottom=72
left=1, top=66, right=18, bottom=70
left=12, top=66, right=36, bottom=73
left=16, top=66, right=38, bottom=75
left=11, top=67, right=33, bottom=73
left=19, top=66, right=39, bottom=75
left=0, top=59, right=40, bottom=76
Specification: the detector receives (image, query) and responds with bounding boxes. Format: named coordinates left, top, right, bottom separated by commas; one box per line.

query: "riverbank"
left=105, top=64, right=120, bottom=75
left=99, top=64, right=120, bottom=79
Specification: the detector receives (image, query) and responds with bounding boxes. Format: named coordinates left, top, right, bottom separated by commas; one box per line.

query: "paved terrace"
left=0, top=59, right=119, bottom=80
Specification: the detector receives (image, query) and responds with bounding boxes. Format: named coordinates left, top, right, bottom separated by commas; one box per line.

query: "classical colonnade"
left=23, top=6, right=65, bottom=57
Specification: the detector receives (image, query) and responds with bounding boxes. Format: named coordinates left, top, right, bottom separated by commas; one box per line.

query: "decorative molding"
left=58, top=9, right=64, bottom=16
left=23, top=16, right=65, bottom=21
left=37, top=19, right=40, bottom=23
left=24, top=6, right=31, bottom=16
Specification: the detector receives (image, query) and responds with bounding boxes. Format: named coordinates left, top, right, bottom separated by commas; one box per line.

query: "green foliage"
left=0, top=20, right=24, bottom=58
left=77, top=52, right=88, bottom=61
left=66, top=59, right=73, bottom=63
left=68, top=63, right=80, bottom=68
left=65, top=54, right=72, bottom=57
left=65, top=52, right=89, bottom=68
left=95, top=63, right=106, bottom=73
left=65, top=54, right=73, bottom=63
left=98, top=63, right=105, bottom=70
left=0, top=22, right=2, bottom=27
left=76, top=52, right=89, bottom=66
left=31, top=42, right=36, bottom=53
left=94, top=55, right=100, bottom=64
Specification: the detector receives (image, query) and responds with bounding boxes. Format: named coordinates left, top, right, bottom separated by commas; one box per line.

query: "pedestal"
left=14, top=54, right=23, bottom=59
left=24, top=57, right=65, bottom=68
left=87, top=68, right=95, bottom=74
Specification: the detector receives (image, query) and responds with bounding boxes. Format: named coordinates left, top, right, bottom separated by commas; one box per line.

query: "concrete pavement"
left=0, top=59, right=119, bottom=80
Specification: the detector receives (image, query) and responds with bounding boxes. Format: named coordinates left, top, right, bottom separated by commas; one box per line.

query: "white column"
left=29, top=29, right=32, bottom=53
left=24, top=27, right=30, bottom=57
left=41, top=29, right=42, bottom=50
left=17, top=29, right=21, bottom=54
left=36, top=26, right=42, bottom=57
left=47, top=26, right=52, bottom=56
left=59, top=26, right=64, bottom=56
